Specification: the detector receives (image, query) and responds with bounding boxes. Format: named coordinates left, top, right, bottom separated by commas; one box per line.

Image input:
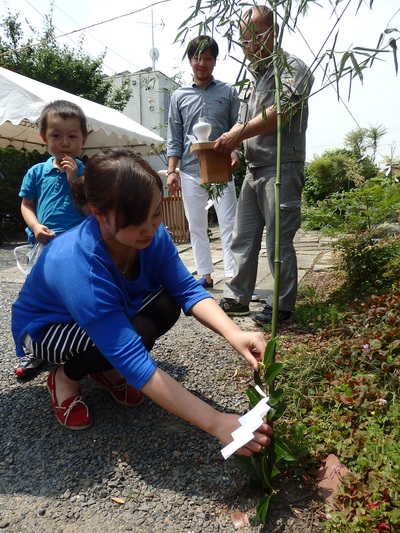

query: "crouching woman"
left=12, top=148, right=272, bottom=457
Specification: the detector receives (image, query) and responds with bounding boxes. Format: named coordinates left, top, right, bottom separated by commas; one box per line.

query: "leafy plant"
left=0, top=146, right=47, bottom=220
left=201, top=182, right=229, bottom=202
left=304, top=148, right=364, bottom=205
left=234, top=337, right=296, bottom=525
left=303, top=175, right=400, bottom=234
left=336, top=232, right=400, bottom=292
left=278, top=289, right=400, bottom=532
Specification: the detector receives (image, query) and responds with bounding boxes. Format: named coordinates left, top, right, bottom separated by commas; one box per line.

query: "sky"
left=2, top=0, right=400, bottom=163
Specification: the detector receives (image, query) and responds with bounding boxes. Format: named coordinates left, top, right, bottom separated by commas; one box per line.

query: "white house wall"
left=109, top=70, right=179, bottom=143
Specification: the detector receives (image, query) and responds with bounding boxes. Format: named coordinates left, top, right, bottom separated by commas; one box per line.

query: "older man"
left=215, top=5, right=314, bottom=325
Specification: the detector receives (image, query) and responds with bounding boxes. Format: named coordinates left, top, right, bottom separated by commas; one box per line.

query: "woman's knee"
left=153, top=292, right=181, bottom=329
left=134, top=291, right=181, bottom=340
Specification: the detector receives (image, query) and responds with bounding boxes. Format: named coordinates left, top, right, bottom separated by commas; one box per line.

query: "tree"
left=368, top=125, right=387, bottom=163
left=344, top=125, right=387, bottom=163
left=0, top=7, right=131, bottom=111
left=304, top=148, right=361, bottom=203
left=344, top=127, right=370, bottom=160
left=305, top=126, right=384, bottom=205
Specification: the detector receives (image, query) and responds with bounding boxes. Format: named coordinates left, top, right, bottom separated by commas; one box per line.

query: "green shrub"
left=303, top=176, right=400, bottom=234
left=335, top=232, right=400, bottom=292
left=0, top=146, right=47, bottom=218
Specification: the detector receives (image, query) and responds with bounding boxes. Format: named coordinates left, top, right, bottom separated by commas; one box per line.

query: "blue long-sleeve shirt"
left=12, top=216, right=211, bottom=389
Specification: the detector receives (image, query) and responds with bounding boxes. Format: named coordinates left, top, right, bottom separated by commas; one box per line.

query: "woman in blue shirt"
left=12, top=148, right=272, bottom=456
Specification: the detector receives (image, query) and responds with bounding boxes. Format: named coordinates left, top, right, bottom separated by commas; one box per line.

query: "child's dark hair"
left=73, top=148, right=163, bottom=230
left=39, top=100, right=88, bottom=137
left=186, top=35, right=219, bottom=60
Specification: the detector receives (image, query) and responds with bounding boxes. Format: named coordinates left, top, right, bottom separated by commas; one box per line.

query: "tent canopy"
left=0, top=67, right=164, bottom=156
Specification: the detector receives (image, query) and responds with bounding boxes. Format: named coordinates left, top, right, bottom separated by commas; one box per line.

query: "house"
left=109, top=69, right=188, bottom=243
left=108, top=68, right=179, bottom=172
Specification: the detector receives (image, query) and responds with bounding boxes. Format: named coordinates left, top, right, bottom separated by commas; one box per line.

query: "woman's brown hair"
left=73, top=148, right=163, bottom=231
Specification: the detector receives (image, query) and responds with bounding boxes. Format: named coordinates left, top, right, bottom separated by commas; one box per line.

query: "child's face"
left=40, top=113, right=86, bottom=161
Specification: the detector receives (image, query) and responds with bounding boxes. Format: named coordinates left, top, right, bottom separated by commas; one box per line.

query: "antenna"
left=149, top=10, right=160, bottom=71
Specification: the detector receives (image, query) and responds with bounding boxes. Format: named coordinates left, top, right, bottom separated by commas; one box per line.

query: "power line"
left=47, top=0, right=172, bottom=42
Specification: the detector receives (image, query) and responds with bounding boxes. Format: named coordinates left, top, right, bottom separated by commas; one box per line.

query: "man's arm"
left=214, top=106, right=279, bottom=155
left=166, top=156, right=181, bottom=197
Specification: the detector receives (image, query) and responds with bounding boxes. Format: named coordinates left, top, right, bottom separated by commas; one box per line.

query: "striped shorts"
left=22, top=289, right=164, bottom=364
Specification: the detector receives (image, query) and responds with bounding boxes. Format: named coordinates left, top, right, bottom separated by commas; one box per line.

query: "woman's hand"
left=228, top=330, right=267, bottom=370
left=215, top=413, right=273, bottom=457
left=191, top=299, right=267, bottom=370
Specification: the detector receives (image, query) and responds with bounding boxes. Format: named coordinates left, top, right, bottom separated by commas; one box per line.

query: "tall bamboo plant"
left=175, top=0, right=399, bottom=524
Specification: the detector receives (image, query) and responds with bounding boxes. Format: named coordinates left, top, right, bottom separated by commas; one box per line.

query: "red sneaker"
left=47, top=368, right=92, bottom=430
left=89, top=372, right=144, bottom=407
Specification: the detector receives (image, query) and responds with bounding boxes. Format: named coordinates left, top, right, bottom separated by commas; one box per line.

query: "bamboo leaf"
left=253, top=369, right=264, bottom=391
left=353, top=46, right=388, bottom=53
left=332, top=54, right=341, bottom=101
left=393, top=49, right=398, bottom=75
left=347, top=70, right=353, bottom=101
left=260, top=452, right=274, bottom=490
left=256, top=492, right=276, bottom=524
left=337, top=50, right=350, bottom=80
left=274, top=436, right=297, bottom=462
left=384, top=28, right=399, bottom=35
left=246, top=384, right=262, bottom=407
left=263, top=337, right=277, bottom=367
left=268, top=402, right=287, bottom=422
left=350, top=52, right=364, bottom=83
left=233, top=454, right=255, bottom=477
left=265, top=362, right=284, bottom=386
left=269, top=388, right=285, bottom=405
left=270, top=463, right=281, bottom=480
left=267, top=406, right=277, bottom=421
left=389, top=37, right=398, bottom=75
left=234, top=455, right=264, bottom=489
left=331, top=29, right=339, bottom=54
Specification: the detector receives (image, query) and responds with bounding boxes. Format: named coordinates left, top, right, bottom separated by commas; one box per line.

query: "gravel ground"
left=0, top=242, right=324, bottom=533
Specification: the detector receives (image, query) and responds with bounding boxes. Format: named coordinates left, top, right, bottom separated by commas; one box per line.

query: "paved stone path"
left=175, top=227, right=337, bottom=311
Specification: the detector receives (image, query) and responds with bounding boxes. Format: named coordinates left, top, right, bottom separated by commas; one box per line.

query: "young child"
left=11, top=147, right=272, bottom=458
left=15, top=99, right=89, bottom=378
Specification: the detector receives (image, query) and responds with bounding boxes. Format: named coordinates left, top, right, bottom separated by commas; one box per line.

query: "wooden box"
left=190, top=141, right=232, bottom=184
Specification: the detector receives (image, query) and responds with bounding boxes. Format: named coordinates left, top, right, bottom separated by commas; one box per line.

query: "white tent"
left=0, top=67, right=164, bottom=156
